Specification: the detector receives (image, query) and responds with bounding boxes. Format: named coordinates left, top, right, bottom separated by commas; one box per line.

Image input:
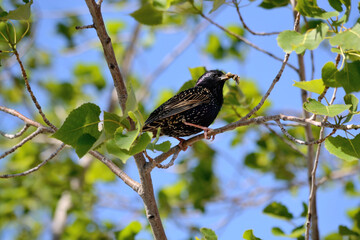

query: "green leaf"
left=259, top=0, right=289, bottom=9
left=325, top=135, right=360, bottom=161
left=130, top=3, right=163, bottom=25
left=243, top=229, right=262, bottom=240
left=277, top=31, right=303, bottom=53
left=209, top=0, right=225, bottom=13
left=114, top=128, right=140, bottom=151
left=53, top=103, right=101, bottom=158
left=343, top=94, right=359, bottom=123
left=200, top=228, right=218, bottom=240
left=129, top=132, right=153, bottom=155
left=103, top=111, right=123, bottom=138
left=85, top=160, right=116, bottom=184
left=116, top=221, right=142, bottom=240
left=344, top=94, right=359, bottom=113
left=293, top=79, right=325, bottom=94
left=321, top=61, right=341, bottom=87
left=277, top=23, right=329, bottom=53
left=301, top=202, right=308, bottom=217
left=303, top=98, right=351, bottom=117
left=189, top=66, right=207, bottom=81
left=263, top=202, right=293, bottom=220
left=335, top=61, right=360, bottom=94
left=0, top=0, right=33, bottom=21
left=204, top=34, right=224, bottom=59
left=146, top=127, right=162, bottom=151
left=106, top=139, right=132, bottom=163
left=153, top=0, right=173, bottom=10
left=338, top=225, right=359, bottom=236
left=154, top=141, right=171, bottom=152
left=74, top=63, right=106, bottom=90
left=330, top=24, right=360, bottom=51
left=126, top=84, right=138, bottom=113
left=329, top=0, right=343, bottom=11
left=177, top=79, right=196, bottom=93
left=295, top=0, right=339, bottom=19
left=272, top=227, right=285, bottom=236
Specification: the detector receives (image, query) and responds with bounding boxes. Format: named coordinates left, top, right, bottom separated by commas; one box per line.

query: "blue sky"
left=11, top=0, right=360, bottom=239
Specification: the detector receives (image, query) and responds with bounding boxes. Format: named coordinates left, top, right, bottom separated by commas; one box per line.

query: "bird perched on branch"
left=142, top=70, right=239, bottom=147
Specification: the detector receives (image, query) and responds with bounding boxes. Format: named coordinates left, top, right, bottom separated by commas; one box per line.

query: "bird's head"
left=196, top=70, right=239, bottom=88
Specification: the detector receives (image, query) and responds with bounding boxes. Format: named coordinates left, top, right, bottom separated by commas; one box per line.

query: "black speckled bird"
left=142, top=70, right=239, bottom=142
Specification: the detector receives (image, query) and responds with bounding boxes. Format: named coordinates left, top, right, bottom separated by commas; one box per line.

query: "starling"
left=143, top=70, right=239, bottom=142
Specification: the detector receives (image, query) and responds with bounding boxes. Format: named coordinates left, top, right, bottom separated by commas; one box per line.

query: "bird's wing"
left=144, top=87, right=211, bottom=126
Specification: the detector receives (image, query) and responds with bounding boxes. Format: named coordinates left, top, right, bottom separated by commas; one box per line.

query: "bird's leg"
left=182, top=120, right=214, bottom=140
left=143, top=150, right=154, bottom=163
left=174, top=137, right=188, bottom=151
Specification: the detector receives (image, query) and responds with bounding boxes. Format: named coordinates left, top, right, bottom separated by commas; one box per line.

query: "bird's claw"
left=203, top=128, right=215, bottom=141
left=175, top=137, right=188, bottom=151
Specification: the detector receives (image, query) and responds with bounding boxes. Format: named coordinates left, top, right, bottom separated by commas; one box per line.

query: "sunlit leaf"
left=209, top=0, right=225, bottom=13
left=322, top=61, right=341, bottom=87
left=200, top=228, right=218, bottom=240
left=325, top=135, right=360, bottom=161
left=116, top=221, right=142, bottom=240
left=303, top=98, right=350, bottom=117
left=243, top=229, right=262, bottom=240
left=295, top=0, right=338, bottom=19
left=277, top=23, right=328, bottom=53
left=130, top=3, right=163, bottom=25
left=335, top=61, right=360, bottom=94
left=263, top=202, right=293, bottom=220
left=0, top=0, right=33, bottom=21
left=85, top=160, right=116, bottom=184
left=293, top=79, right=325, bottom=94
left=330, top=23, right=360, bottom=51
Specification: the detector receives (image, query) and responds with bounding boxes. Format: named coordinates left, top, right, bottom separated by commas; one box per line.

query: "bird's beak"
left=220, top=74, right=230, bottom=81
left=220, top=72, right=240, bottom=84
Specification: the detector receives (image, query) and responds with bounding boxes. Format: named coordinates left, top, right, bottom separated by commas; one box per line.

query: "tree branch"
left=0, top=106, right=50, bottom=129
left=84, top=0, right=128, bottom=111
left=149, top=113, right=358, bottom=167
left=195, top=5, right=299, bottom=73
left=13, top=49, right=57, bottom=130
left=0, top=143, right=65, bottom=178
left=0, top=124, right=30, bottom=139
left=305, top=88, right=337, bottom=240
left=232, top=0, right=280, bottom=36
left=0, top=127, right=49, bottom=160
left=83, top=2, right=167, bottom=238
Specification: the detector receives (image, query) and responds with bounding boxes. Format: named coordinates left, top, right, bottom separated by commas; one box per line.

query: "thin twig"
left=0, top=127, right=47, bottom=160
left=13, top=49, right=57, bottom=130
left=75, top=24, right=95, bottom=30
left=239, top=12, right=300, bottom=120
left=196, top=7, right=299, bottom=73
left=89, top=150, right=141, bottom=193
left=317, top=166, right=360, bottom=186
left=0, top=106, right=50, bottom=129
left=305, top=88, right=337, bottom=240
left=0, top=143, right=65, bottom=178
left=232, top=0, right=280, bottom=36
left=276, top=120, right=336, bottom=145
left=263, top=124, right=306, bottom=158
left=0, top=124, right=30, bottom=139
left=151, top=113, right=359, bottom=165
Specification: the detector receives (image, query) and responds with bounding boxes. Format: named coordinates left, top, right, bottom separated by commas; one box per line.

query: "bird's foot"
left=182, top=121, right=214, bottom=140
left=175, top=137, right=188, bottom=151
